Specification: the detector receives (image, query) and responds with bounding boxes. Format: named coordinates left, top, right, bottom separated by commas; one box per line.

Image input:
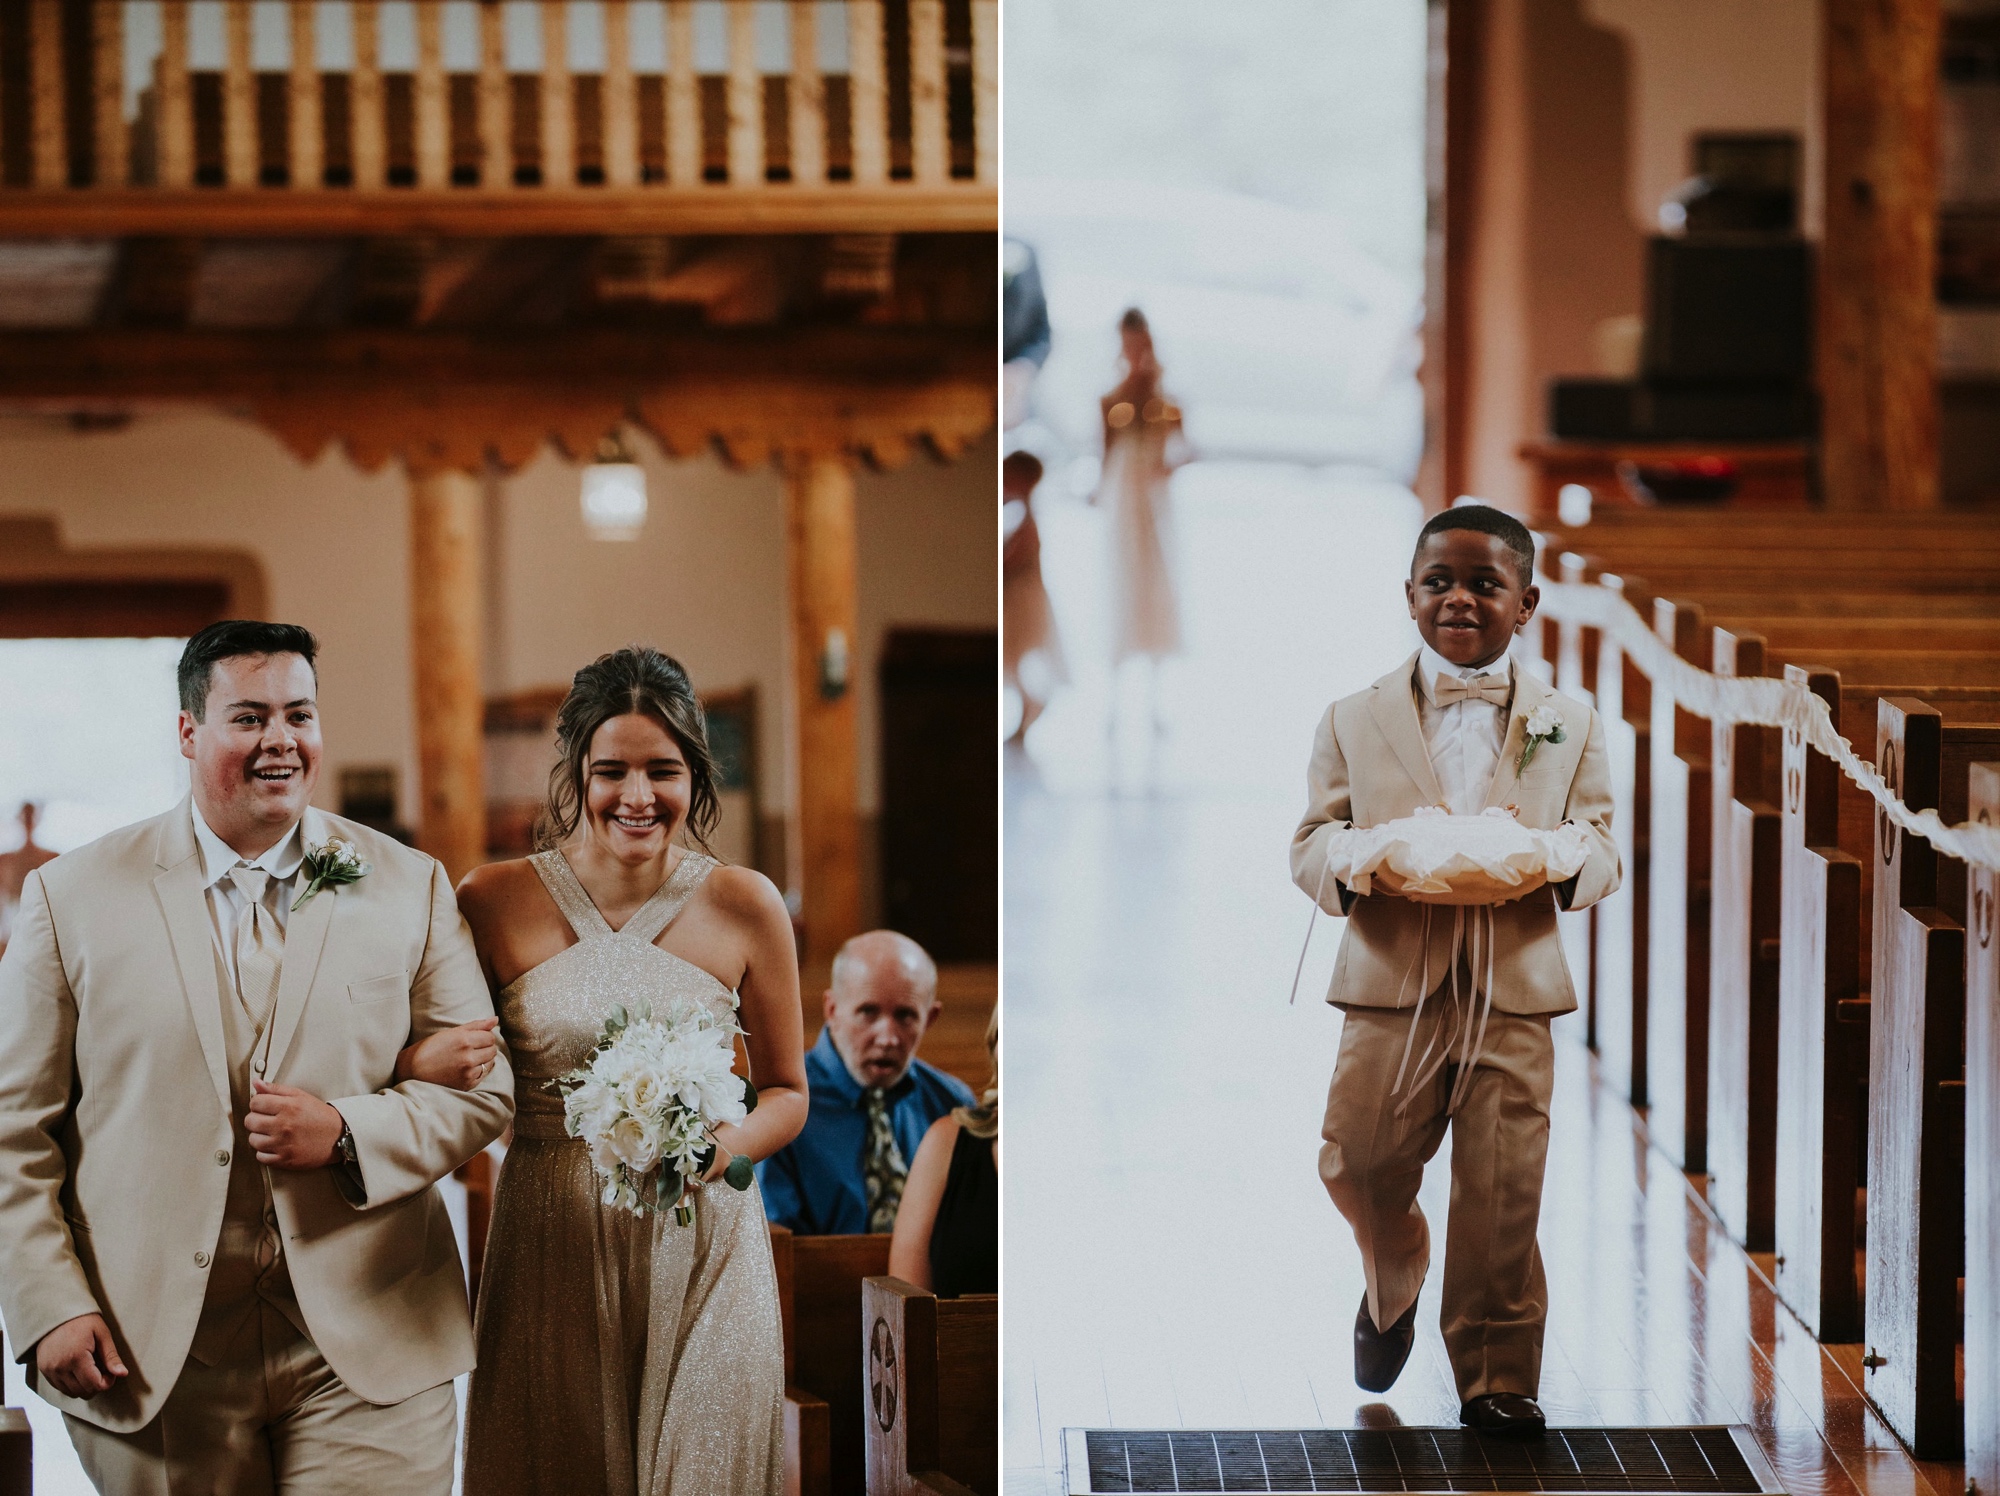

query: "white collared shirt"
left=1414, top=644, right=1514, bottom=816
left=190, top=801, right=306, bottom=991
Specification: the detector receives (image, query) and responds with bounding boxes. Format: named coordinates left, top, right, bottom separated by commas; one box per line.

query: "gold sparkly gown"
left=463, top=850, right=784, bottom=1496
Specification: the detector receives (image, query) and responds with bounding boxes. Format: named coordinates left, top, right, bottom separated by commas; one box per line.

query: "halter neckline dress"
left=463, top=849, right=783, bottom=1496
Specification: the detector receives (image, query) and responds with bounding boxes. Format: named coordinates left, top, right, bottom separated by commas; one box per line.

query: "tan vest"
left=187, top=937, right=311, bottom=1365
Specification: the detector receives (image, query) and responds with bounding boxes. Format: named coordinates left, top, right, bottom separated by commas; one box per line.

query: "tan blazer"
left=0, top=800, right=514, bottom=1432
left=1290, top=652, right=1620, bottom=1016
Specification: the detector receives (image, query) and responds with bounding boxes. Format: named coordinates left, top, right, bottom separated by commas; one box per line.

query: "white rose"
left=624, top=1069, right=666, bottom=1115
left=606, top=1114, right=660, bottom=1174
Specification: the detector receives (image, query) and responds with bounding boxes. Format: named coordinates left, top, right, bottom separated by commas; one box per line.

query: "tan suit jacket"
left=1290, top=652, right=1620, bottom=1016
left=0, top=800, right=514, bottom=1432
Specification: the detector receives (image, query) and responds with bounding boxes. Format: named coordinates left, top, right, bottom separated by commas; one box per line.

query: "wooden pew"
left=1706, top=627, right=1782, bottom=1250
left=1865, top=701, right=2000, bottom=1459
left=1966, top=762, right=2000, bottom=1496
left=861, top=1277, right=997, bottom=1496
left=0, top=1406, right=26, bottom=1496
left=1604, top=584, right=2000, bottom=1179
left=771, top=1228, right=894, bottom=1496
left=1774, top=665, right=1866, bottom=1342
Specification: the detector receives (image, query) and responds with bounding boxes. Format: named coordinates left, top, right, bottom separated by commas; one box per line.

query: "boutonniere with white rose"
left=1514, top=703, right=1568, bottom=776
left=291, top=836, right=370, bottom=911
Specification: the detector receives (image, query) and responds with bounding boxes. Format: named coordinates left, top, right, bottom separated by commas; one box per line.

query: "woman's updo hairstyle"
left=536, top=646, right=722, bottom=856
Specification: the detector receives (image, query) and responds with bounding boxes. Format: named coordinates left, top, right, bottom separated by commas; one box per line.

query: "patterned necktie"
left=1433, top=672, right=1509, bottom=706
left=862, top=1087, right=908, bottom=1234
left=227, top=865, right=283, bottom=1034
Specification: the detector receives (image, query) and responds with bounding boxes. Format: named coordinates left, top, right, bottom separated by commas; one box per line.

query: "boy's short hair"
left=1412, top=504, right=1535, bottom=587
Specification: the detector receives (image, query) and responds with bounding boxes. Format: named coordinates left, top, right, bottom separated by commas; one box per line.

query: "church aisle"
left=1003, top=476, right=1950, bottom=1496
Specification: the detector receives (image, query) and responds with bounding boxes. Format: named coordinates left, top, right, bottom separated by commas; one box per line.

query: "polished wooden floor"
left=1003, top=471, right=1959, bottom=1496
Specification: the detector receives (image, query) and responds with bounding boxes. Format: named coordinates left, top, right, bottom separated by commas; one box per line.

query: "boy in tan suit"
left=1291, top=506, right=1619, bottom=1434
left=0, top=621, right=513, bottom=1493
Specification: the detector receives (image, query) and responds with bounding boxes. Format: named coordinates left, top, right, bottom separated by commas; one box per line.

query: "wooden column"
left=288, top=0, right=320, bottom=190
left=788, top=0, right=825, bottom=187
left=223, top=0, right=255, bottom=187
left=159, top=1, right=194, bottom=189
left=1819, top=0, right=1941, bottom=509
left=784, top=453, right=863, bottom=963
left=92, top=1, right=127, bottom=188
left=29, top=0, right=64, bottom=188
left=410, top=469, right=487, bottom=885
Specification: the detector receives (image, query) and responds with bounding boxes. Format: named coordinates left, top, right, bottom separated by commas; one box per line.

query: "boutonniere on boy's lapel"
left=1514, top=703, right=1567, bottom=776
left=293, top=836, right=370, bottom=911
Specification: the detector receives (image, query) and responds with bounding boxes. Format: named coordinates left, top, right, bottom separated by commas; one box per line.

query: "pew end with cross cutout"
left=771, top=1226, right=894, bottom=1496
left=861, top=1276, right=996, bottom=1496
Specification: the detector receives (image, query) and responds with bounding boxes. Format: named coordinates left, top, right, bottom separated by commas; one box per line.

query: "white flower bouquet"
left=1323, top=806, right=1590, bottom=906
left=558, top=998, right=758, bottom=1224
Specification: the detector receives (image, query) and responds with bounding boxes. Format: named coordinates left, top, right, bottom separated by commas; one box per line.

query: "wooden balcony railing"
left=0, top=0, right=995, bottom=234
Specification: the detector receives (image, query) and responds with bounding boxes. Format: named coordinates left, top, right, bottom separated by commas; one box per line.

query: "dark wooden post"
left=1966, top=761, right=2000, bottom=1496
left=1772, top=667, right=1865, bottom=1342
left=1865, top=698, right=1962, bottom=1456
left=1819, top=0, right=1942, bottom=509
left=1647, top=595, right=1712, bottom=1172
left=1707, top=628, right=1782, bottom=1250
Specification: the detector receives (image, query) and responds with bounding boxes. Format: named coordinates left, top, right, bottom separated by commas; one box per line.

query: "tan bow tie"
left=1434, top=672, right=1509, bottom=707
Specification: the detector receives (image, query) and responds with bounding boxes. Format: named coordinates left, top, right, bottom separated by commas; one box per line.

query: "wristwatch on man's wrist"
left=333, top=1119, right=358, bottom=1169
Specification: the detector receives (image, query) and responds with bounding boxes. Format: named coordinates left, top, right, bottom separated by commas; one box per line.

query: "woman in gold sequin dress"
left=400, top=647, right=807, bottom=1495
left=1097, top=308, right=1191, bottom=731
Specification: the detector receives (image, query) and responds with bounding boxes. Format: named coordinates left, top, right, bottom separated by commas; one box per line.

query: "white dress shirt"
left=1414, top=644, right=1514, bottom=816
left=190, top=801, right=306, bottom=992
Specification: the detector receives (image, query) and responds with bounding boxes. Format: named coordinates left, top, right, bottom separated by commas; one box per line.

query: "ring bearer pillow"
left=1324, top=806, right=1592, bottom=906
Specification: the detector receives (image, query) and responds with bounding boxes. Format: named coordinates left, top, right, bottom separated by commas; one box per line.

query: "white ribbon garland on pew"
left=1535, top=579, right=2000, bottom=875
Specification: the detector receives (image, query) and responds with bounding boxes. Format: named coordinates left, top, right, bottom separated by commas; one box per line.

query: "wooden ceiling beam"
left=0, top=326, right=993, bottom=476
left=0, top=188, right=998, bottom=240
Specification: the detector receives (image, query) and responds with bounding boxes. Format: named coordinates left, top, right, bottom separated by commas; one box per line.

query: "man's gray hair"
left=829, top=930, right=938, bottom=1002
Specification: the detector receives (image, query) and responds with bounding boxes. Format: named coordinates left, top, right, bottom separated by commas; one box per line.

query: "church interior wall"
left=0, top=412, right=997, bottom=912
left=1460, top=0, right=1820, bottom=514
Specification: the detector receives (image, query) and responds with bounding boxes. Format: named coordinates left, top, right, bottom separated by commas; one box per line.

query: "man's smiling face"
left=1405, top=528, right=1540, bottom=670
left=178, top=652, right=322, bottom=856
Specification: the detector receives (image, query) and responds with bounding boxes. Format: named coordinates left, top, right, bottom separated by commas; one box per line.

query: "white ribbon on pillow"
left=1290, top=809, right=1591, bottom=1115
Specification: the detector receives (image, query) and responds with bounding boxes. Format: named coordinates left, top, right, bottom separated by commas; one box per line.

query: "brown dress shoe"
left=1459, top=1392, right=1546, bottom=1435
left=1353, top=1292, right=1419, bottom=1393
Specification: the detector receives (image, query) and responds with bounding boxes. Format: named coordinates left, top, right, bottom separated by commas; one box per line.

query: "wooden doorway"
left=878, top=627, right=997, bottom=961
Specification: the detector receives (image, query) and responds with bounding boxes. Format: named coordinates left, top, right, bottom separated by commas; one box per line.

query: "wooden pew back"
left=771, top=1229, right=894, bottom=1496
left=0, top=1406, right=26, bottom=1496
left=1774, top=666, right=1866, bottom=1341
left=1966, top=762, right=2000, bottom=1496
left=861, top=1277, right=998, bottom=1496
left=1866, top=701, right=2000, bottom=1459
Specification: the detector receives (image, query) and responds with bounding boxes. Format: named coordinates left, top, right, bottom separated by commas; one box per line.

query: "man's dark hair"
left=1412, top=504, right=1536, bottom=587
left=177, top=621, right=319, bottom=718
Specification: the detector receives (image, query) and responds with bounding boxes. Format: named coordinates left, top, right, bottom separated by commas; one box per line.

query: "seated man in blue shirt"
left=759, top=929, right=975, bottom=1234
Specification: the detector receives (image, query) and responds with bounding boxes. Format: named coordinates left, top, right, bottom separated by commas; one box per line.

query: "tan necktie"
left=227, top=865, right=283, bottom=1034
left=1433, top=672, right=1509, bottom=706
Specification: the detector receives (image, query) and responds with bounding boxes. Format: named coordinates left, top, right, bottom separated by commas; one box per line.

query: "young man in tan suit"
left=1291, top=506, right=1619, bottom=1435
left=0, top=621, right=513, bottom=1494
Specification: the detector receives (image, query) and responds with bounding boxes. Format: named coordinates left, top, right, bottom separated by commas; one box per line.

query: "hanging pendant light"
left=580, top=429, right=647, bottom=542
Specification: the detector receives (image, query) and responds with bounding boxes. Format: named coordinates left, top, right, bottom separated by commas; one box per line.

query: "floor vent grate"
left=1061, top=1427, right=1786, bottom=1496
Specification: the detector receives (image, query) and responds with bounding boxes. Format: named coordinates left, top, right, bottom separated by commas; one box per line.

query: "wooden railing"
left=0, top=0, right=995, bottom=233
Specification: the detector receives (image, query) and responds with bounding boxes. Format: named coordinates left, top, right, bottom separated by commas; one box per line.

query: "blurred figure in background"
left=1004, top=451, right=1067, bottom=745
left=889, top=1009, right=997, bottom=1299
left=1003, top=238, right=1053, bottom=431
left=1097, top=308, right=1190, bottom=735
left=0, top=802, right=56, bottom=957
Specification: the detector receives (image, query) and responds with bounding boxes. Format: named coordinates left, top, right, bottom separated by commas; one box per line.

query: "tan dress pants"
left=64, top=1303, right=456, bottom=1496
left=1320, top=996, right=1554, bottom=1403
